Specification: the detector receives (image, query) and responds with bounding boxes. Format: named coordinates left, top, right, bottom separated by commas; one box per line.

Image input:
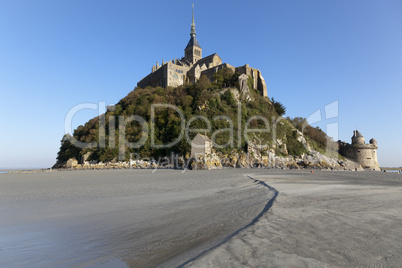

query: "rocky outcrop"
left=55, top=149, right=363, bottom=171
left=66, top=158, right=78, bottom=168
left=55, top=125, right=364, bottom=172
left=238, top=74, right=252, bottom=101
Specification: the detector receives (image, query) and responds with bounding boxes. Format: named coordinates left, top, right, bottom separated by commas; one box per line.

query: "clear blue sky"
left=1, top=0, right=401, bottom=168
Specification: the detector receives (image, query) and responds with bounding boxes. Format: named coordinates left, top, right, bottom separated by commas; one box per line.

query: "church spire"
left=191, top=4, right=196, bottom=37
left=184, top=3, right=202, bottom=64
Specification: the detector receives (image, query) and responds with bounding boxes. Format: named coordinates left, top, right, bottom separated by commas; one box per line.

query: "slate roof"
left=185, top=35, right=201, bottom=49
left=194, top=53, right=219, bottom=67
left=196, top=133, right=211, bottom=142
left=354, top=130, right=364, bottom=138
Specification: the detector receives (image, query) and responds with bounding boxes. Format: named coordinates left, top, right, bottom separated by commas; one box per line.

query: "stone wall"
left=257, top=71, right=268, bottom=97
left=138, top=59, right=268, bottom=98
left=201, top=63, right=236, bottom=82
left=137, top=64, right=167, bottom=88
left=355, top=145, right=380, bottom=170
left=338, top=141, right=380, bottom=171
left=236, top=64, right=267, bottom=97
left=167, top=61, right=189, bottom=87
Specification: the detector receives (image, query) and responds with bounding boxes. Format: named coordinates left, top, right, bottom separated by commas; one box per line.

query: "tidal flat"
left=0, top=169, right=401, bottom=267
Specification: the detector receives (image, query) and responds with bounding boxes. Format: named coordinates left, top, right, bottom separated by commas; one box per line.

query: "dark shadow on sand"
left=177, top=175, right=279, bottom=267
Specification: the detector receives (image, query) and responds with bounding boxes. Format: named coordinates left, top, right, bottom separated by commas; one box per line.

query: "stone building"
left=137, top=5, right=268, bottom=97
left=338, top=130, right=380, bottom=171
left=191, top=133, right=212, bottom=157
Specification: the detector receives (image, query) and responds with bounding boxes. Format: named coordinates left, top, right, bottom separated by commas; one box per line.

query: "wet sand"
left=1, top=170, right=401, bottom=267
left=0, top=169, right=273, bottom=267
left=186, top=170, right=402, bottom=267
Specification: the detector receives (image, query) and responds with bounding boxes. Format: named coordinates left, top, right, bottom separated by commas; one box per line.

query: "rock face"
left=66, top=158, right=78, bottom=168
left=257, top=71, right=267, bottom=97
left=189, top=154, right=223, bottom=170
left=56, top=129, right=367, bottom=171
left=57, top=149, right=363, bottom=171
left=55, top=123, right=371, bottom=172
left=238, top=74, right=251, bottom=101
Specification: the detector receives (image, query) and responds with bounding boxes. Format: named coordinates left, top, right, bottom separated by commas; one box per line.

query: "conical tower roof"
left=185, top=4, right=201, bottom=49
left=353, top=130, right=364, bottom=138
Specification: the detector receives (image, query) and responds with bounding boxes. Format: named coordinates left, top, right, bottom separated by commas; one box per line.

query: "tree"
left=56, top=134, right=81, bottom=163
left=182, top=95, right=193, bottom=107
left=212, top=68, right=237, bottom=87
left=197, top=75, right=211, bottom=91
left=271, top=98, right=286, bottom=116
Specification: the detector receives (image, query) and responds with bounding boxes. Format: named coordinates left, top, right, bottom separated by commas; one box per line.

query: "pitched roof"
left=195, top=133, right=211, bottom=142
left=185, top=36, right=201, bottom=49
left=177, top=58, right=191, bottom=66
left=194, top=53, right=220, bottom=67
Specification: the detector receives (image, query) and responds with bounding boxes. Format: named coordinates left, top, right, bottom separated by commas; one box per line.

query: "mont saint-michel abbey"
left=137, top=6, right=268, bottom=97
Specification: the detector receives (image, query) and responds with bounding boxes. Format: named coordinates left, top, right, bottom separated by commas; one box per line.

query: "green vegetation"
left=55, top=68, right=334, bottom=165
left=56, top=134, right=81, bottom=163
left=287, top=117, right=340, bottom=158
left=286, top=128, right=308, bottom=156
left=271, top=98, right=286, bottom=116
left=211, top=68, right=239, bottom=89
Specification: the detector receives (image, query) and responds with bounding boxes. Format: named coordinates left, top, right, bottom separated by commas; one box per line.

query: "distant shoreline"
left=381, top=167, right=402, bottom=171
left=1, top=166, right=401, bottom=175
left=0, top=168, right=51, bottom=174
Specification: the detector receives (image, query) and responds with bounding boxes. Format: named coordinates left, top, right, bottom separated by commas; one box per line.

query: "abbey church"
left=137, top=5, right=268, bottom=97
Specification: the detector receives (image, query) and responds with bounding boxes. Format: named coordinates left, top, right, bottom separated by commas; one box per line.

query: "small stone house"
left=191, top=133, right=212, bottom=157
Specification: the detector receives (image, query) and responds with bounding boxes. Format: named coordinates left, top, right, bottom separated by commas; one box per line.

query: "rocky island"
left=53, top=6, right=379, bottom=172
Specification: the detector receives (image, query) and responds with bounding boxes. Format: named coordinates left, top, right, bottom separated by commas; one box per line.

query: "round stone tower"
left=350, top=130, right=380, bottom=171
left=351, top=130, right=365, bottom=145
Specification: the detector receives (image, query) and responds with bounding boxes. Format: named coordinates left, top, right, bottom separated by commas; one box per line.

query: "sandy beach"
left=0, top=169, right=272, bottom=267
left=1, top=169, right=401, bottom=267
left=186, top=170, right=402, bottom=267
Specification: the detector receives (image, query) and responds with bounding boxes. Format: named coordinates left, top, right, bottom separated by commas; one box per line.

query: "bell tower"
left=184, top=4, right=202, bottom=65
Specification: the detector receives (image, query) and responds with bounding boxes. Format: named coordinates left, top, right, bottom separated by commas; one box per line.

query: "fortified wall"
left=338, top=130, right=380, bottom=171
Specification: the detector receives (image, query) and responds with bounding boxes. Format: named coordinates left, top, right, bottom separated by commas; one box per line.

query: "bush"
left=221, top=90, right=236, bottom=106
left=288, top=117, right=331, bottom=151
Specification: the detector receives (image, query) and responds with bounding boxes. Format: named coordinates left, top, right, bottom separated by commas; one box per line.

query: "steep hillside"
left=54, top=68, right=344, bottom=170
